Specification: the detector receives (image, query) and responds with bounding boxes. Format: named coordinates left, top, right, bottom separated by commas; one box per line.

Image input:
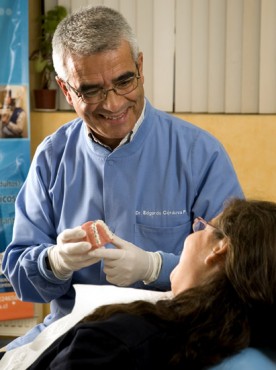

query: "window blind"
left=49, top=0, right=276, bottom=113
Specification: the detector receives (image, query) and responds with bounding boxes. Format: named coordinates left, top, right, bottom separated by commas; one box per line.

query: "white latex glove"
left=47, top=226, right=101, bottom=280
left=91, top=234, right=162, bottom=286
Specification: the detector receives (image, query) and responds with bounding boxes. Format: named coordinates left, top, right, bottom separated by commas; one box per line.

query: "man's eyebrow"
left=114, top=70, right=136, bottom=82
left=78, top=70, right=136, bottom=92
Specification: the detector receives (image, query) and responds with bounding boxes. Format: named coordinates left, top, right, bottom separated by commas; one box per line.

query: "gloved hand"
left=91, top=234, right=162, bottom=286
left=47, top=226, right=101, bottom=280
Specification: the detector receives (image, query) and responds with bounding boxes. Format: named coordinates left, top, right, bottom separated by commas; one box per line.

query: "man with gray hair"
left=2, top=5, right=243, bottom=350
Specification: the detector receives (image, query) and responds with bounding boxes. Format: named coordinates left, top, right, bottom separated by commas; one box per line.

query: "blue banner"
left=0, top=0, right=29, bottom=85
left=0, top=0, right=30, bottom=301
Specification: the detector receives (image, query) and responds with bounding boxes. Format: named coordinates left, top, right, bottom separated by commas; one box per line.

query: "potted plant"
left=30, top=5, right=67, bottom=110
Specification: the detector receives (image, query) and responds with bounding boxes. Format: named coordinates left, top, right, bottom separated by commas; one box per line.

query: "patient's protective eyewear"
left=193, top=217, right=224, bottom=235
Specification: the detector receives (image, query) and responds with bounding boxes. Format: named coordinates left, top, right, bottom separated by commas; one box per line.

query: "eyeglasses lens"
left=193, top=218, right=206, bottom=232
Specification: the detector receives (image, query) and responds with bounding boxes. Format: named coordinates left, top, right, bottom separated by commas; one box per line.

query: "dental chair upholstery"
left=208, top=347, right=276, bottom=370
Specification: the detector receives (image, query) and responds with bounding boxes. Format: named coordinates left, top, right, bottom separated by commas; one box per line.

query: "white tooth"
left=104, top=112, right=125, bottom=119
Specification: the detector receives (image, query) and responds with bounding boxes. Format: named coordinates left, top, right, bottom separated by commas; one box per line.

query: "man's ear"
left=137, top=52, right=144, bottom=84
left=55, top=76, right=74, bottom=106
left=205, top=240, right=228, bottom=265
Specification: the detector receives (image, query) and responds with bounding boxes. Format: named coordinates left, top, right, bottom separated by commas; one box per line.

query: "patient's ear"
left=205, top=240, right=228, bottom=265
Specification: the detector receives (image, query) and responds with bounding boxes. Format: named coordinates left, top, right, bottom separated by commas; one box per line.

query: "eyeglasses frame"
left=193, top=216, right=225, bottom=236
left=65, top=65, right=141, bottom=105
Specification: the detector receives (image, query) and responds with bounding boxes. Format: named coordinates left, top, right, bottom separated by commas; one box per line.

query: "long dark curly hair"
left=83, top=199, right=276, bottom=368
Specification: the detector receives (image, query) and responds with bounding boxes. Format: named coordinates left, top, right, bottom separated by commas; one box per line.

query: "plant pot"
left=34, top=89, right=57, bottom=111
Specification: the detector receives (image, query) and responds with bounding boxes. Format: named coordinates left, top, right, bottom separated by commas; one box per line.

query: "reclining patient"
left=1, top=198, right=276, bottom=369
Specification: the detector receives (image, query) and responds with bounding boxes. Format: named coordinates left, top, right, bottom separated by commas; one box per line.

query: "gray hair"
left=52, top=5, right=139, bottom=81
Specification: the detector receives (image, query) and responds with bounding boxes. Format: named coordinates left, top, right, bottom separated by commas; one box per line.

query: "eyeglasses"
left=193, top=216, right=225, bottom=235
left=66, top=69, right=141, bottom=105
